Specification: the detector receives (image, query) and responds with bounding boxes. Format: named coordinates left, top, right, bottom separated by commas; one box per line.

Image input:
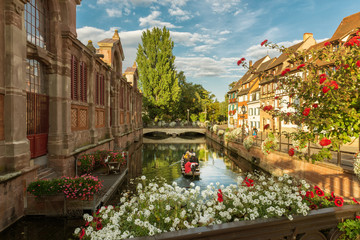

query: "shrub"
left=243, top=136, right=255, bottom=150
left=77, top=154, right=95, bottom=174
left=27, top=178, right=64, bottom=196
left=261, top=133, right=279, bottom=155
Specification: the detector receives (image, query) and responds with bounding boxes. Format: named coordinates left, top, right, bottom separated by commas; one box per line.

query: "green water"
left=0, top=137, right=255, bottom=239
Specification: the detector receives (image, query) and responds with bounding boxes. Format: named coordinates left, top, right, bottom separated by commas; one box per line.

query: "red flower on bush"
left=353, top=197, right=360, bottom=205
left=217, top=189, right=223, bottom=203
left=306, top=191, right=314, bottom=198
left=334, top=197, right=344, bottom=207
left=312, top=104, right=318, bottom=108
left=297, top=63, right=305, bottom=70
left=274, top=96, right=279, bottom=99
left=324, top=42, right=331, bottom=47
left=344, top=64, right=350, bottom=69
left=263, top=124, right=270, bottom=130
left=319, top=77, right=327, bottom=84
left=302, top=107, right=311, bottom=116
left=314, top=186, right=324, bottom=197
left=237, top=58, right=246, bottom=66
left=261, top=39, right=268, bottom=46
left=319, top=137, right=331, bottom=146
left=357, top=60, right=360, bottom=68
left=243, top=177, right=254, bottom=187
left=288, top=148, right=295, bottom=156
left=79, top=228, right=85, bottom=240
left=281, top=68, right=291, bottom=76
left=263, top=105, right=273, bottom=111
left=286, top=112, right=291, bottom=116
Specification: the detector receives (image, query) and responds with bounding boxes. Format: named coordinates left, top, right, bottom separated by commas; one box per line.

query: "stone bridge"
left=143, top=127, right=206, bottom=136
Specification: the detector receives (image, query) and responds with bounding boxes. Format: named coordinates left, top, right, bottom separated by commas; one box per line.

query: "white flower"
left=74, top=228, right=80, bottom=234
left=141, top=176, right=146, bottom=180
left=165, top=217, right=171, bottom=223
left=190, top=182, right=195, bottom=188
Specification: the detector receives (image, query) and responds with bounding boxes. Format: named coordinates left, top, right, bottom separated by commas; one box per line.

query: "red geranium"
left=334, top=197, right=344, bottom=207
left=344, top=64, right=350, bottom=69
left=288, top=148, right=295, bottom=156
left=312, top=104, right=318, bottom=108
left=261, top=39, right=268, bottom=46
left=237, top=58, right=246, bottom=66
left=322, top=86, right=330, bottom=93
left=281, top=68, right=291, bottom=76
left=305, top=191, right=314, bottom=198
left=286, top=112, right=291, bottom=116
left=263, top=124, right=270, bottom=130
left=217, top=189, right=223, bottom=203
left=357, top=60, right=360, bottom=68
left=314, top=186, right=324, bottom=197
left=274, top=96, right=279, bottom=99
left=263, top=105, right=273, bottom=111
left=297, top=63, right=305, bottom=70
left=243, top=177, right=254, bottom=187
left=319, top=137, right=331, bottom=146
left=302, top=107, right=311, bottom=116
left=324, top=41, right=331, bottom=47
left=79, top=228, right=85, bottom=240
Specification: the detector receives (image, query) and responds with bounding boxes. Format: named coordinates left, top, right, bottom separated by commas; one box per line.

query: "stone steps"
left=37, top=167, right=57, bottom=180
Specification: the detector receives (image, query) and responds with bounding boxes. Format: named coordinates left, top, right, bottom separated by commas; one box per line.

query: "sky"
left=76, top=0, right=360, bottom=101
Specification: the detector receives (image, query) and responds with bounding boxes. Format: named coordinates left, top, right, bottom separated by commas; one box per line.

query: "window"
left=71, top=56, right=87, bottom=102
left=26, top=59, right=46, bottom=94
left=249, top=108, right=253, bottom=116
left=245, top=95, right=248, bottom=101
left=95, top=73, right=105, bottom=105
left=25, top=0, right=47, bottom=48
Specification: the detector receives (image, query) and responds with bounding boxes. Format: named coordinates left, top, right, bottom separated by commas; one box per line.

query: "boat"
left=181, top=155, right=200, bottom=177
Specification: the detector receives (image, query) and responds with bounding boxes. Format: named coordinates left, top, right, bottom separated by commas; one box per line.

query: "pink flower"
left=297, top=63, right=305, bottom=70
left=261, top=39, right=268, bottom=46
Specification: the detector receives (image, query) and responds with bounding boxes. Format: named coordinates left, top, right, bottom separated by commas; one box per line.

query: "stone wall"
left=206, top=130, right=360, bottom=199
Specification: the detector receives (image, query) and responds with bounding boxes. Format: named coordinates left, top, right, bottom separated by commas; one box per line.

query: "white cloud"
left=139, top=11, right=180, bottom=28
left=219, top=30, right=231, bottom=35
left=168, top=7, right=191, bottom=21
left=206, top=0, right=242, bottom=14
left=193, top=45, right=214, bottom=53
left=244, top=40, right=302, bottom=61
left=106, top=9, right=122, bottom=17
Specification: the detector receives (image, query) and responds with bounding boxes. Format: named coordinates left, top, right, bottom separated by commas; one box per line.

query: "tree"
left=136, top=27, right=180, bottom=121
left=261, top=33, right=360, bottom=162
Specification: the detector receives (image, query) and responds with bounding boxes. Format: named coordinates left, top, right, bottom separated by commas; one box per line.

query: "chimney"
left=249, top=60, right=253, bottom=67
left=303, top=33, right=313, bottom=41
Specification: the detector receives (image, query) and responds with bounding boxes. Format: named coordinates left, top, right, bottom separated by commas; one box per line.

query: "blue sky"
left=76, top=0, right=359, bottom=101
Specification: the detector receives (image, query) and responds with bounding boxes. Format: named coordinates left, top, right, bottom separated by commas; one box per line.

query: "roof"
left=125, top=67, right=136, bottom=73
left=330, top=12, right=360, bottom=41
left=268, top=41, right=304, bottom=69
left=308, top=40, right=328, bottom=51
left=228, top=70, right=252, bottom=93
left=98, top=38, right=118, bottom=44
left=257, top=58, right=276, bottom=73
left=241, top=56, right=270, bottom=85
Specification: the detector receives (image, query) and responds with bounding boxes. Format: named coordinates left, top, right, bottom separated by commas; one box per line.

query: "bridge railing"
left=143, top=121, right=206, bottom=128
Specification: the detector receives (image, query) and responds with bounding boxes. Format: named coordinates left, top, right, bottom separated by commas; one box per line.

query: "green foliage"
left=136, top=27, right=180, bottom=120
left=190, top=113, right=198, bottom=122
left=77, top=154, right=95, bottom=174
left=27, top=179, right=64, bottom=196
left=338, top=218, right=360, bottom=240
left=310, top=148, right=332, bottom=163
left=199, top=112, right=206, bottom=122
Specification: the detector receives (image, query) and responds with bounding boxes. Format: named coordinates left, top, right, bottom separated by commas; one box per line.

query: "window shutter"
left=83, top=63, right=87, bottom=102
left=95, top=73, right=99, bottom=105
left=101, top=75, right=104, bottom=105
left=79, top=62, right=83, bottom=101
left=72, top=56, right=78, bottom=100
left=71, top=56, right=74, bottom=99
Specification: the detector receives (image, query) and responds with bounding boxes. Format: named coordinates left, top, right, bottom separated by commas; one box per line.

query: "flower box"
left=128, top=205, right=359, bottom=240
left=25, top=194, right=66, bottom=216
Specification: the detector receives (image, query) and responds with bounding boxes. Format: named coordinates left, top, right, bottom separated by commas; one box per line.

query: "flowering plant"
left=225, top=128, right=243, bottom=141
left=74, top=174, right=316, bottom=239
left=77, top=154, right=95, bottom=174
left=62, top=174, right=103, bottom=201
left=217, top=129, right=225, bottom=137
left=261, top=133, right=278, bottom=155
left=107, top=151, right=127, bottom=168
left=259, top=31, right=360, bottom=162
left=212, top=124, right=219, bottom=133
left=354, top=152, right=360, bottom=179
left=27, top=175, right=103, bottom=200
left=243, top=136, right=255, bottom=150
left=291, top=138, right=308, bottom=154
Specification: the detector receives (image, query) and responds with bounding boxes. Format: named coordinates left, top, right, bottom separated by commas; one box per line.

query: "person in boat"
left=184, top=157, right=198, bottom=174
left=190, top=149, right=196, bottom=157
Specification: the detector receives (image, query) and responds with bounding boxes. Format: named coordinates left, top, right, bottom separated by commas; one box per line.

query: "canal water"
left=0, top=137, right=256, bottom=240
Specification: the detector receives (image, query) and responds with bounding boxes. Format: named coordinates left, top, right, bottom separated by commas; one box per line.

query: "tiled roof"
left=125, top=67, right=136, bottom=73
left=268, top=41, right=303, bottom=69
left=330, top=12, right=360, bottom=41
left=257, top=58, right=277, bottom=72
left=98, top=38, right=118, bottom=43
left=308, top=40, right=328, bottom=51
left=228, top=70, right=252, bottom=93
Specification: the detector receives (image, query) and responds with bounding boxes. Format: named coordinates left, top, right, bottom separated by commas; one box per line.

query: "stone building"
left=0, top=0, right=142, bottom=232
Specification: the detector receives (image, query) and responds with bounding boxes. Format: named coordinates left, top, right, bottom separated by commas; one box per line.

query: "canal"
left=0, top=136, right=257, bottom=240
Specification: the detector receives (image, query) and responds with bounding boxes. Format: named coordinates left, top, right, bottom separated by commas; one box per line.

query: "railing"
left=234, top=131, right=359, bottom=171
left=143, top=122, right=207, bottom=128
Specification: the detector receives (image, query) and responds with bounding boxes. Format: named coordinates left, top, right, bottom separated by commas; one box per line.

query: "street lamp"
left=187, top=109, right=190, bottom=124
left=241, top=105, right=247, bottom=143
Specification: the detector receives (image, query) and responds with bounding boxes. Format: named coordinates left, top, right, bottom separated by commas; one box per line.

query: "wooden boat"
left=181, top=155, right=200, bottom=177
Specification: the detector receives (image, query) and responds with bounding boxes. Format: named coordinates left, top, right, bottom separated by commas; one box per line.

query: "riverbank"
left=206, top=129, right=360, bottom=199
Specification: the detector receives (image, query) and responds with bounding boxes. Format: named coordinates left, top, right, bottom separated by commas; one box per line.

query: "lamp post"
left=241, top=105, right=247, bottom=143
left=187, top=109, right=190, bottom=124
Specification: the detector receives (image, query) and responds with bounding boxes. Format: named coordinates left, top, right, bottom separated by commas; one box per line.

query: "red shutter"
left=79, top=62, right=83, bottom=101
left=72, top=56, right=78, bottom=100
left=101, top=75, right=104, bottom=105
left=95, top=73, right=99, bottom=105
left=83, top=63, right=87, bottom=102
